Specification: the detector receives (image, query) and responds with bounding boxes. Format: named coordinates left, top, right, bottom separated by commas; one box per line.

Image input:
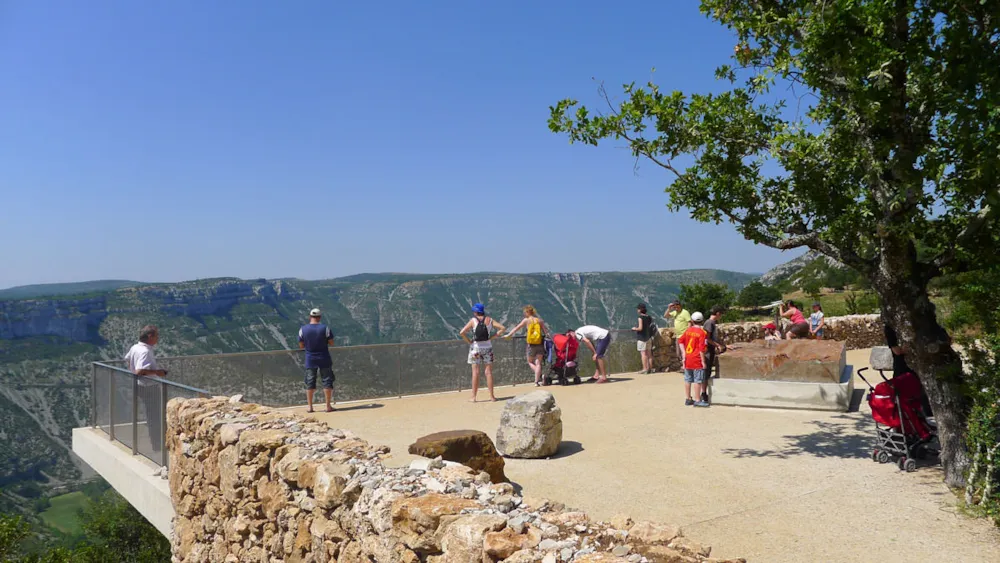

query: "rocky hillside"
left=758, top=251, right=857, bottom=290
left=0, top=269, right=753, bottom=508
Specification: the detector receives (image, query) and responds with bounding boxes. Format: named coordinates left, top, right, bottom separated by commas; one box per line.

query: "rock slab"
left=496, top=391, right=563, bottom=458
left=717, top=339, right=847, bottom=383
left=408, top=429, right=507, bottom=483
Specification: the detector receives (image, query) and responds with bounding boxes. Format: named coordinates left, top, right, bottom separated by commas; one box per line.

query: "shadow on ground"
left=552, top=440, right=584, bottom=459
left=721, top=414, right=875, bottom=460
left=331, top=403, right=384, bottom=412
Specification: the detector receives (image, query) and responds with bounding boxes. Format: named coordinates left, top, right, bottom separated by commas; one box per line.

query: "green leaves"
left=550, top=0, right=1000, bottom=277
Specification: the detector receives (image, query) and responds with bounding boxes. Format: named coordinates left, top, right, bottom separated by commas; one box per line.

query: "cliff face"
left=0, top=296, right=108, bottom=341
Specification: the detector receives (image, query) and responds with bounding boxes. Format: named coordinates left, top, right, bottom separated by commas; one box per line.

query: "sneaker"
left=693, top=401, right=710, bottom=408
left=700, top=392, right=709, bottom=403
left=684, top=398, right=694, bottom=406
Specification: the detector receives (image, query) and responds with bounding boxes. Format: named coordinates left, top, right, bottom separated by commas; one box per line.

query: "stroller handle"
left=856, top=367, right=874, bottom=390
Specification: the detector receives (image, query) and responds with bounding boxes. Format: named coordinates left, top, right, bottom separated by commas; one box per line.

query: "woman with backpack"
left=504, top=305, right=549, bottom=386
left=632, top=303, right=656, bottom=374
left=459, top=303, right=506, bottom=402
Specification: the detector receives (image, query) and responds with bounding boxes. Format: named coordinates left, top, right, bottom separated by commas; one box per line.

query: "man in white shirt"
left=575, top=325, right=611, bottom=383
left=124, top=325, right=168, bottom=453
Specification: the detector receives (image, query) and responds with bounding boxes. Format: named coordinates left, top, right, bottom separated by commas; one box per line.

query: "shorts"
left=594, top=336, right=611, bottom=359
left=683, top=369, right=706, bottom=384
left=813, top=329, right=824, bottom=339
left=468, top=346, right=495, bottom=365
left=526, top=343, right=546, bottom=359
left=789, top=322, right=810, bottom=338
left=637, top=338, right=651, bottom=352
left=304, top=367, right=335, bottom=390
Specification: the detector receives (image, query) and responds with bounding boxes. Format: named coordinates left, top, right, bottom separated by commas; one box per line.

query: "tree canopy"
left=550, top=0, right=1000, bottom=487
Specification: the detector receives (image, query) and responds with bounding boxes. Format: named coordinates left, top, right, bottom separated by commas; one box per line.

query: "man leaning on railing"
left=124, top=325, right=168, bottom=455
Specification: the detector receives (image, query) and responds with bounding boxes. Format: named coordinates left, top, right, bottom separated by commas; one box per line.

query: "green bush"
left=678, top=282, right=735, bottom=317
left=737, top=281, right=782, bottom=308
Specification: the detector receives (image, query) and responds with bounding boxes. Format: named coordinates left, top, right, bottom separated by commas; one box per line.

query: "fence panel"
left=111, top=370, right=135, bottom=451
left=399, top=340, right=469, bottom=397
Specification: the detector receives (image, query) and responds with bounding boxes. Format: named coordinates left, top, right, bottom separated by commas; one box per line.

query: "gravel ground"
left=303, top=348, right=1000, bottom=563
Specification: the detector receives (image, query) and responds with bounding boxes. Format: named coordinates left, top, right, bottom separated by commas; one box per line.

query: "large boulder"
left=408, top=430, right=507, bottom=483
left=496, top=391, right=563, bottom=458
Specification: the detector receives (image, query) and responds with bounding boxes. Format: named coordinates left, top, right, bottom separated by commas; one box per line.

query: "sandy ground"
left=297, top=348, right=1000, bottom=563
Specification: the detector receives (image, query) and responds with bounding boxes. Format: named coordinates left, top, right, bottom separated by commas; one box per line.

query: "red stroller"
left=858, top=368, right=937, bottom=472
left=545, top=332, right=581, bottom=386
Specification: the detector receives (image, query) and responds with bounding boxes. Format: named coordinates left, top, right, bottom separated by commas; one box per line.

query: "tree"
left=678, top=282, right=735, bottom=317
left=550, top=0, right=1000, bottom=486
left=75, top=491, right=169, bottom=563
left=737, top=280, right=782, bottom=308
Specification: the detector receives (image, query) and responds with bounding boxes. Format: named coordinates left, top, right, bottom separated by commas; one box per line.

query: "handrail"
left=92, top=361, right=212, bottom=395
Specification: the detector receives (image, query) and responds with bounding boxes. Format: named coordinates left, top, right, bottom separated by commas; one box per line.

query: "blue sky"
left=0, top=1, right=796, bottom=288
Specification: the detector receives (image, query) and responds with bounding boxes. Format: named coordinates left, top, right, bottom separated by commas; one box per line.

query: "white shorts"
left=637, top=339, right=651, bottom=352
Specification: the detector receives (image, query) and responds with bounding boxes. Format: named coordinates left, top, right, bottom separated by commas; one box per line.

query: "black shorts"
left=304, top=367, right=335, bottom=390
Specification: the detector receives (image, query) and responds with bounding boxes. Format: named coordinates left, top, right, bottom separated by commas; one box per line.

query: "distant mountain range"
left=0, top=268, right=756, bottom=515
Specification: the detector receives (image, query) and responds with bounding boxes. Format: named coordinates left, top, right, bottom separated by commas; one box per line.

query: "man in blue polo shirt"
left=299, top=308, right=335, bottom=413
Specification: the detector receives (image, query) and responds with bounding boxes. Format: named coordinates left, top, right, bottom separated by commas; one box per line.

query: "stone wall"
left=651, top=314, right=882, bottom=372
left=167, top=397, right=745, bottom=562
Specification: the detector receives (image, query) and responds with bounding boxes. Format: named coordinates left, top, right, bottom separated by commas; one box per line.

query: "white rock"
left=425, top=478, right=447, bottom=493
left=228, top=394, right=244, bottom=403
left=542, top=554, right=557, bottom=563
left=496, top=391, right=563, bottom=459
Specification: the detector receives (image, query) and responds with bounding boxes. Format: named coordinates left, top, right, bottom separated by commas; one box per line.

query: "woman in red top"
left=779, top=300, right=810, bottom=339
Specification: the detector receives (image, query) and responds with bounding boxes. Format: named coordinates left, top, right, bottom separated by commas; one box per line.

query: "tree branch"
left=764, top=231, right=872, bottom=272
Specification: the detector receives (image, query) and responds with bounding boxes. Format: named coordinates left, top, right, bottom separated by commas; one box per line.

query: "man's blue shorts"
left=683, top=368, right=705, bottom=384
left=594, top=336, right=611, bottom=359
left=304, top=367, right=335, bottom=390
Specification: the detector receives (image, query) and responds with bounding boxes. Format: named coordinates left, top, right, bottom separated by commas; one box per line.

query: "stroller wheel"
left=871, top=449, right=880, bottom=463
left=897, top=456, right=908, bottom=471
left=573, top=376, right=581, bottom=385
left=877, top=450, right=890, bottom=464
left=904, top=458, right=917, bottom=472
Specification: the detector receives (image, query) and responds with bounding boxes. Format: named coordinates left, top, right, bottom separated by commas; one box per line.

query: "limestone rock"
left=392, top=493, right=480, bottom=551
left=483, top=525, right=541, bottom=559
left=496, top=391, right=563, bottom=458
left=409, top=430, right=507, bottom=483
left=869, top=346, right=894, bottom=371
left=628, top=521, right=682, bottom=546
left=429, top=513, right=506, bottom=562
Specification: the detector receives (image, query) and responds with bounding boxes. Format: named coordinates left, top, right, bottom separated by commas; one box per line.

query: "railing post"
left=109, top=368, right=115, bottom=442
left=396, top=345, right=402, bottom=399
left=131, top=375, right=139, bottom=455
left=160, top=380, right=169, bottom=468
left=91, top=363, right=97, bottom=429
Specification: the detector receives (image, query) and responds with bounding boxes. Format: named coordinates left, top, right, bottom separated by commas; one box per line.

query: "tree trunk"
left=874, top=256, right=970, bottom=488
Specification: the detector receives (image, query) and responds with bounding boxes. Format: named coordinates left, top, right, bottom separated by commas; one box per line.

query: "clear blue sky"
left=0, top=0, right=796, bottom=288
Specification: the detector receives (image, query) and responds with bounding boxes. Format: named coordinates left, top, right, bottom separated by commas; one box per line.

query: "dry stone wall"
left=167, top=397, right=745, bottom=563
left=651, top=314, right=882, bottom=372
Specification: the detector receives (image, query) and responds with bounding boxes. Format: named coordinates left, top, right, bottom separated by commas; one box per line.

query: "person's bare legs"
left=643, top=349, right=653, bottom=372
left=470, top=364, right=480, bottom=402
left=692, top=382, right=702, bottom=401
left=306, top=389, right=315, bottom=412
left=684, top=381, right=693, bottom=401
left=596, top=357, right=608, bottom=382
left=529, top=354, right=543, bottom=384
left=485, top=363, right=496, bottom=401
left=323, top=388, right=333, bottom=412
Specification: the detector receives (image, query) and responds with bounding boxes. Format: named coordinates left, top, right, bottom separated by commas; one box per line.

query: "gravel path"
left=303, top=348, right=1000, bottom=562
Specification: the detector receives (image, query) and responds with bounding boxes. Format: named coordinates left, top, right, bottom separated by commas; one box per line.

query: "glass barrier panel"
left=134, top=379, right=164, bottom=464
left=399, top=340, right=468, bottom=397
left=112, top=370, right=134, bottom=451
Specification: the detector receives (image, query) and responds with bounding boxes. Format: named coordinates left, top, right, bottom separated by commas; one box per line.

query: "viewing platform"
left=72, top=342, right=1000, bottom=562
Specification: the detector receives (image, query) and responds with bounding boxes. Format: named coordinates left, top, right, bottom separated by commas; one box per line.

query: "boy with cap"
left=676, top=312, right=710, bottom=407
left=299, top=308, right=335, bottom=413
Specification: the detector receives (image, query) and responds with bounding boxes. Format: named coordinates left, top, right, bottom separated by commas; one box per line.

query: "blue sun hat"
left=472, top=303, right=486, bottom=314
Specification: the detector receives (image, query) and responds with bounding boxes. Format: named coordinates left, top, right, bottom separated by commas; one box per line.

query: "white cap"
left=691, top=312, right=704, bottom=322
left=309, top=308, right=321, bottom=317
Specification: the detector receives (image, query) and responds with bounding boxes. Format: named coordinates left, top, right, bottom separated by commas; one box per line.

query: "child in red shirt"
left=676, top=312, right=710, bottom=407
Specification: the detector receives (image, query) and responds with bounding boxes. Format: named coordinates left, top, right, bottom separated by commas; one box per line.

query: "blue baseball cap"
left=472, top=303, right=485, bottom=314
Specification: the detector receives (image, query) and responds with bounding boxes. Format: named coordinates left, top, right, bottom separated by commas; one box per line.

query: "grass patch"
left=39, top=491, right=89, bottom=535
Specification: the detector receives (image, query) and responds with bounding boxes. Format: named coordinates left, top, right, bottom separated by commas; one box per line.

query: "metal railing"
left=90, top=330, right=646, bottom=466
left=91, top=362, right=209, bottom=467
left=149, top=330, right=643, bottom=406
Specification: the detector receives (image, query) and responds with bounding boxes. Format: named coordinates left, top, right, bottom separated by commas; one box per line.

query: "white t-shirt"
left=575, top=325, right=609, bottom=341
left=125, top=342, right=159, bottom=385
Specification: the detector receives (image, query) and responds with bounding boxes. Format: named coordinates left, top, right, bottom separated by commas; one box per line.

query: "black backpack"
left=474, top=317, right=491, bottom=342
left=639, top=314, right=656, bottom=340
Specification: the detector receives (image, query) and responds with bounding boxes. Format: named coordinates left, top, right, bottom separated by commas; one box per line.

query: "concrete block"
left=710, top=365, right=855, bottom=412
left=717, top=340, right=846, bottom=383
